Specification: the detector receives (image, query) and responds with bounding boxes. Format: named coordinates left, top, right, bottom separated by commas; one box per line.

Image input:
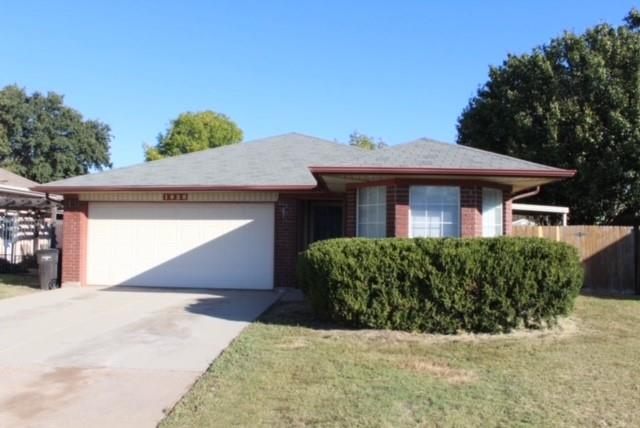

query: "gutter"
left=30, top=184, right=319, bottom=194
left=0, top=184, right=48, bottom=198
left=308, top=166, right=576, bottom=179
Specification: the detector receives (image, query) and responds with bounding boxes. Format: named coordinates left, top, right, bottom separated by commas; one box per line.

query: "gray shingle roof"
left=0, top=168, right=39, bottom=189
left=364, top=139, right=559, bottom=170
left=36, top=133, right=568, bottom=190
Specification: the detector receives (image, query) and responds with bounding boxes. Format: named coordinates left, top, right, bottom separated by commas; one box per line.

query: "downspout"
left=511, top=186, right=572, bottom=226
left=44, top=192, right=60, bottom=206
left=510, top=186, right=540, bottom=202
left=45, top=192, right=63, bottom=217
left=510, top=187, right=540, bottom=229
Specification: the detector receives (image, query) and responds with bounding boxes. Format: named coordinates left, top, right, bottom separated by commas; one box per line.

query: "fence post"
left=635, top=226, right=640, bottom=295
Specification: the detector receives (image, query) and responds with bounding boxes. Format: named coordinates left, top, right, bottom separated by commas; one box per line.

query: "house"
left=0, top=168, right=60, bottom=265
left=33, top=133, right=575, bottom=289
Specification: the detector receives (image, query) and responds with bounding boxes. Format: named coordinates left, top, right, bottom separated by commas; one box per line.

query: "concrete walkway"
left=0, top=286, right=280, bottom=428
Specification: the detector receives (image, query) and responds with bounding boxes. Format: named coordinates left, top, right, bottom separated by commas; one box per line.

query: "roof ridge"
left=283, top=132, right=372, bottom=152
left=42, top=132, right=332, bottom=184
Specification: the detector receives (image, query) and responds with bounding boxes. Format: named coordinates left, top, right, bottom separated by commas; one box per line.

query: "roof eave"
left=30, top=184, right=319, bottom=194
left=0, top=184, right=47, bottom=198
left=308, top=166, right=577, bottom=179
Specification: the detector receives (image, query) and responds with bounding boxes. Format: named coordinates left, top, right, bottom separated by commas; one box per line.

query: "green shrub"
left=297, top=237, right=583, bottom=334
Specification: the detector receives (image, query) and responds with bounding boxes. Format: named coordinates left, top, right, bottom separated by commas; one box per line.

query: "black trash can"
left=36, top=249, right=60, bottom=290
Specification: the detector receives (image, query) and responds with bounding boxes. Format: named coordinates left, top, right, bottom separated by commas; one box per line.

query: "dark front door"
left=310, top=203, right=343, bottom=243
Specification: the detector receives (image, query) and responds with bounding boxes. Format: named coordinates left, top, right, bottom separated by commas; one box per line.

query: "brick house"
left=33, top=133, right=574, bottom=289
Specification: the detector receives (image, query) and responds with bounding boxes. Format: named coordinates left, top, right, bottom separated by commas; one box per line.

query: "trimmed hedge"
left=297, top=237, right=583, bottom=334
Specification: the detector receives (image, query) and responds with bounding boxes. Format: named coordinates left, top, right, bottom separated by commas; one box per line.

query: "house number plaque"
left=162, top=193, right=188, bottom=201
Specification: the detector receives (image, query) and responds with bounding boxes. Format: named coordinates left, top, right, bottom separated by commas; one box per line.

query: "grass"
left=0, top=273, right=40, bottom=300
left=161, top=295, right=640, bottom=427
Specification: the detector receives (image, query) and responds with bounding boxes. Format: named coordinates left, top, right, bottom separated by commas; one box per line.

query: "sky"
left=1, top=1, right=638, bottom=168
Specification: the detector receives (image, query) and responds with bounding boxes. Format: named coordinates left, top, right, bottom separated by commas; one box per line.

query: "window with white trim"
left=410, top=186, right=460, bottom=237
left=482, top=188, right=504, bottom=237
left=357, top=186, right=386, bottom=238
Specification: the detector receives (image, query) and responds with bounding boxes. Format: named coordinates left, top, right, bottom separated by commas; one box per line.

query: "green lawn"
left=0, top=274, right=40, bottom=300
left=161, top=295, right=640, bottom=427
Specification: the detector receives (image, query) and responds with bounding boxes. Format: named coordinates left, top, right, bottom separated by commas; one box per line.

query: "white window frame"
left=356, top=186, right=387, bottom=238
left=482, top=187, right=504, bottom=237
left=409, top=186, right=460, bottom=238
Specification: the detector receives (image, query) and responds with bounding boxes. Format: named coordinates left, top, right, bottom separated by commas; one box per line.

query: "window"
left=482, top=188, right=504, bottom=237
left=357, top=186, right=386, bottom=238
left=410, top=186, right=460, bottom=237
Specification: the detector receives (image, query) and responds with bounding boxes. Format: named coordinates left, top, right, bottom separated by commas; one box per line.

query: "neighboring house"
left=0, top=167, right=47, bottom=201
left=33, top=133, right=575, bottom=289
left=0, top=168, right=60, bottom=264
left=512, top=203, right=570, bottom=226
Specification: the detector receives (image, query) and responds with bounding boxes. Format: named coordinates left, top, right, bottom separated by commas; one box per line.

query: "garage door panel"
left=87, top=202, right=274, bottom=289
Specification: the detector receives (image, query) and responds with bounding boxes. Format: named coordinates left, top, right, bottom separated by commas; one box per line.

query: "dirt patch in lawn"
left=325, top=316, right=579, bottom=344
left=400, top=359, right=477, bottom=384
left=275, top=337, right=310, bottom=349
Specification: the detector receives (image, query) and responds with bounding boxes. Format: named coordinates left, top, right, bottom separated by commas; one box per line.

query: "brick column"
left=503, top=192, right=513, bottom=236
left=344, top=188, right=357, bottom=237
left=386, top=185, right=395, bottom=237
left=387, top=183, right=409, bottom=237
left=460, top=186, right=482, bottom=238
left=274, top=197, right=299, bottom=287
left=61, top=195, right=88, bottom=287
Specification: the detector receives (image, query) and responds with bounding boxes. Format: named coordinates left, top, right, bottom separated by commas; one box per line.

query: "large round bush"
left=297, top=237, right=583, bottom=334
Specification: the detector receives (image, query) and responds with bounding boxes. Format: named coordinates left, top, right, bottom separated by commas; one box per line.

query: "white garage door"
left=87, top=202, right=274, bottom=289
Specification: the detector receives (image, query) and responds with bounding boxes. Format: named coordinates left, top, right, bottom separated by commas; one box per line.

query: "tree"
left=457, top=9, right=640, bottom=224
left=348, top=131, right=387, bottom=150
left=0, top=85, right=111, bottom=183
left=144, top=111, right=243, bottom=161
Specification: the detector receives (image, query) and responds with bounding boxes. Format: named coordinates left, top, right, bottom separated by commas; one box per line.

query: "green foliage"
left=144, top=111, right=243, bottom=161
left=457, top=9, right=640, bottom=224
left=348, top=131, right=387, bottom=150
left=297, top=238, right=583, bottom=334
left=0, top=85, right=112, bottom=183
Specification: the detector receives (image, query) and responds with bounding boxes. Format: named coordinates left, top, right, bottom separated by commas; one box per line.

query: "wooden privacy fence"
left=513, top=225, right=638, bottom=295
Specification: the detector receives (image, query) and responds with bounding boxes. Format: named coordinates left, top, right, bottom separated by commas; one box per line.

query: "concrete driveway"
left=0, top=286, right=280, bottom=428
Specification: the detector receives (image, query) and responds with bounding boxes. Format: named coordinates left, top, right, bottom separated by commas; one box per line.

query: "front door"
left=309, top=203, right=343, bottom=244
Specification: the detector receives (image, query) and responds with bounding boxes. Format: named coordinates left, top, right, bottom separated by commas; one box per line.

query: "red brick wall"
left=274, top=197, right=299, bottom=288
left=61, top=195, right=88, bottom=287
left=460, top=186, right=483, bottom=237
